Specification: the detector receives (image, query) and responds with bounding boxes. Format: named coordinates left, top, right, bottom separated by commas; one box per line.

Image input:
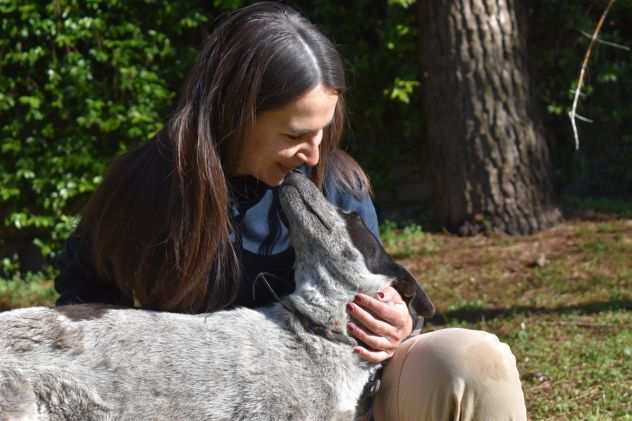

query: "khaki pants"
left=372, top=328, right=527, bottom=421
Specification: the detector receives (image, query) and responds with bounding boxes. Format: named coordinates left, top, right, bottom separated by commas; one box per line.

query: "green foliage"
left=0, top=0, right=215, bottom=266
left=1, top=254, right=20, bottom=276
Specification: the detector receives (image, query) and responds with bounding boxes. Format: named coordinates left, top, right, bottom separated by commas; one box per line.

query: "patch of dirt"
left=402, top=218, right=632, bottom=318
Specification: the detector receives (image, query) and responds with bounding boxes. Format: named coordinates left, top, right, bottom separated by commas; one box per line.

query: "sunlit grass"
left=380, top=220, right=439, bottom=259
left=0, top=271, right=58, bottom=311
left=388, top=213, right=632, bottom=420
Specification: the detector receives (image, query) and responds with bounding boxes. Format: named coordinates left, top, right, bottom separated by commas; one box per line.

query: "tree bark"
left=418, top=0, right=561, bottom=235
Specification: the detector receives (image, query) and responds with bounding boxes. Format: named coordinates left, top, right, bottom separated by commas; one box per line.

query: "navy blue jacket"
left=54, top=172, right=379, bottom=310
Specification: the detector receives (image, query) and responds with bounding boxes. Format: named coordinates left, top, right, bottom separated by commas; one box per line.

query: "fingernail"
left=354, top=295, right=362, bottom=304
left=347, top=322, right=355, bottom=332
left=377, top=292, right=385, bottom=300
left=346, top=303, right=354, bottom=313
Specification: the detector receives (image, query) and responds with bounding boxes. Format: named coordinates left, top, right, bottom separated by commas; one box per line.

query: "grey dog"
left=0, top=172, right=434, bottom=421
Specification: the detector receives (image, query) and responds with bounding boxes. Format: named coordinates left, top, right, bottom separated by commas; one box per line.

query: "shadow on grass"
left=561, top=195, right=632, bottom=220
left=430, top=299, right=632, bottom=325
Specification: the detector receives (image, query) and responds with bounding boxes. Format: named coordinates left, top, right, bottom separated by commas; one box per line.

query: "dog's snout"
left=282, top=171, right=306, bottom=189
left=280, top=173, right=333, bottom=233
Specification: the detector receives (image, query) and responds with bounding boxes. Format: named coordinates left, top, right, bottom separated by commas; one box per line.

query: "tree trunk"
left=418, top=0, right=561, bottom=235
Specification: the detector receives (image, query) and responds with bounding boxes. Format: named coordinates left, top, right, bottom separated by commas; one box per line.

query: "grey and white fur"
left=0, top=172, right=434, bottom=421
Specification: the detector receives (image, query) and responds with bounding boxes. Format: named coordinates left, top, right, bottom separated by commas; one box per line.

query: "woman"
left=55, top=2, right=527, bottom=420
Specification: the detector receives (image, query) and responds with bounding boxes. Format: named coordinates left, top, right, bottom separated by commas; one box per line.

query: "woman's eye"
left=286, top=134, right=304, bottom=141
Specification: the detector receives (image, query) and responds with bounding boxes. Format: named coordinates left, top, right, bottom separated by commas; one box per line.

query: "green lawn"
left=384, top=212, right=632, bottom=420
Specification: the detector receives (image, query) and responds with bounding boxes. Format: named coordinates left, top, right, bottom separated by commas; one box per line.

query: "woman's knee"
left=373, top=328, right=527, bottom=421
left=393, top=328, right=521, bottom=391
left=433, top=328, right=518, bottom=382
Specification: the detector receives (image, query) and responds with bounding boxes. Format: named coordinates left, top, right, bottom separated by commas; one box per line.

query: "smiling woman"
left=237, top=84, right=338, bottom=186
left=53, top=2, right=527, bottom=420
left=54, top=1, right=372, bottom=315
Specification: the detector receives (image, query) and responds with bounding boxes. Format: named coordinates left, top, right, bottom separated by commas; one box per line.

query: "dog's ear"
left=339, top=211, right=435, bottom=318
left=389, top=263, right=435, bottom=319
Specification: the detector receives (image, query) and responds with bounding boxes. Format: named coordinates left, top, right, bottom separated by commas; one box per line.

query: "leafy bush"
left=0, top=0, right=212, bottom=268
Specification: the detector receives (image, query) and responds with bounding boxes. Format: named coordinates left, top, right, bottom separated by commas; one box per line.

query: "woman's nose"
left=296, top=133, right=322, bottom=167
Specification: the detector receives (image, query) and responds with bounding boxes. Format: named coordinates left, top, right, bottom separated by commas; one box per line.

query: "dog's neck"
left=282, top=297, right=356, bottom=345
left=283, top=266, right=389, bottom=345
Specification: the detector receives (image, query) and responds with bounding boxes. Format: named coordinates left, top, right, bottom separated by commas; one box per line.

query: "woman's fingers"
left=346, top=300, right=398, bottom=339
left=353, top=290, right=405, bottom=326
left=352, top=345, right=393, bottom=364
left=347, top=321, right=398, bottom=352
left=347, top=286, right=415, bottom=364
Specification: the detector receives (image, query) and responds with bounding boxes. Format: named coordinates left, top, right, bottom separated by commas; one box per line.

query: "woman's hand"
left=346, top=286, right=413, bottom=363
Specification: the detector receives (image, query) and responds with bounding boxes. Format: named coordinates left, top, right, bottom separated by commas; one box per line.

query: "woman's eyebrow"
left=286, top=120, right=334, bottom=135
left=286, top=128, right=319, bottom=136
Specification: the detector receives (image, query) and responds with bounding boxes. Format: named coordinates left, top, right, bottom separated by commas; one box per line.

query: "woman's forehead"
left=260, top=84, right=338, bottom=132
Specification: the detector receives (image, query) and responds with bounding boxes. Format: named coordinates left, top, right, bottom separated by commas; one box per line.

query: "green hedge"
left=0, top=0, right=212, bottom=268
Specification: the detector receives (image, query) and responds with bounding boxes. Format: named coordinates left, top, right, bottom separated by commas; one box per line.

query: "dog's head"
left=279, top=172, right=435, bottom=321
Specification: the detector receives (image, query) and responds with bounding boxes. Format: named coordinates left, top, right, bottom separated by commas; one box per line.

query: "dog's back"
left=0, top=303, right=367, bottom=421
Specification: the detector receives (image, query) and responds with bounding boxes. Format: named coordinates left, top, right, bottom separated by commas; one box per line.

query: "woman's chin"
left=271, top=175, right=287, bottom=186
left=272, top=166, right=293, bottom=185
left=257, top=173, right=285, bottom=187
left=251, top=165, right=292, bottom=187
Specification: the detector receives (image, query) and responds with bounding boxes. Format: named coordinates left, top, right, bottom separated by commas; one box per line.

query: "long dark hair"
left=80, top=1, right=370, bottom=313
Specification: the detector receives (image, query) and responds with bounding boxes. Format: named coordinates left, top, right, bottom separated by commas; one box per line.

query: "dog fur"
left=0, top=172, right=434, bottom=421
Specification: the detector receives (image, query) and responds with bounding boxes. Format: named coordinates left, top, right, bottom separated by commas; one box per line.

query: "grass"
left=436, top=311, right=631, bottom=420
left=1, top=201, right=631, bottom=419
left=380, top=220, right=439, bottom=259
left=387, top=211, right=632, bottom=420
left=0, top=270, right=58, bottom=311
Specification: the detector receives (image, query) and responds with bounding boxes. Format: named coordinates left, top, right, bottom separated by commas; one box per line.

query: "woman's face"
left=236, top=84, right=339, bottom=186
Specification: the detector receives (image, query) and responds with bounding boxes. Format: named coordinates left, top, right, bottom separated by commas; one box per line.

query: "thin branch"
left=574, top=113, right=594, bottom=123
left=569, top=0, right=617, bottom=150
left=579, top=30, right=631, bottom=51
